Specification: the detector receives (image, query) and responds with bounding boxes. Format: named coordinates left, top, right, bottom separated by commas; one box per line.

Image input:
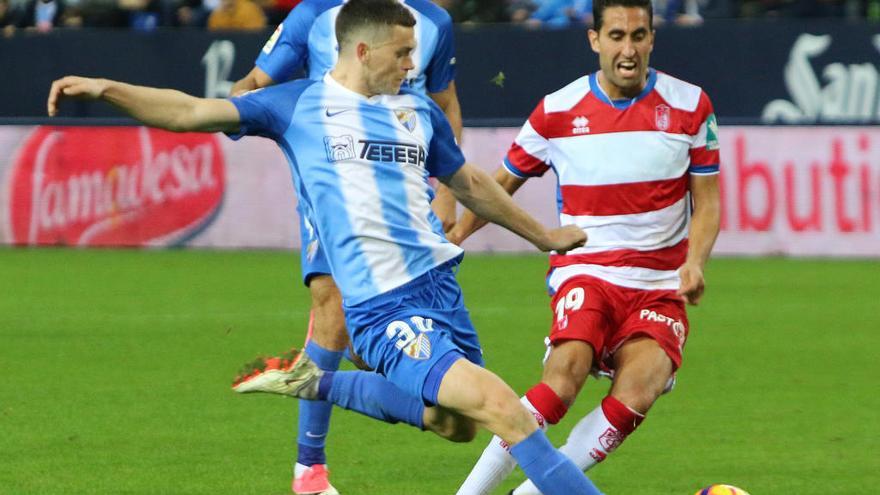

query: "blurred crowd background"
left=1, top=0, right=877, bottom=37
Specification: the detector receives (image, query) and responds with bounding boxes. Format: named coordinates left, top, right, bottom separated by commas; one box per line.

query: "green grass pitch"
left=1, top=248, right=878, bottom=494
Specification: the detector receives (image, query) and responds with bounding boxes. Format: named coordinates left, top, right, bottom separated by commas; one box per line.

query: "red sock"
left=600, top=395, right=645, bottom=436
left=524, top=383, right=569, bottom=425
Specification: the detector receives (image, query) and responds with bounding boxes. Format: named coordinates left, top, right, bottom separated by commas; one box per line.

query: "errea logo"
left=572, top=116, right=590, bottom=134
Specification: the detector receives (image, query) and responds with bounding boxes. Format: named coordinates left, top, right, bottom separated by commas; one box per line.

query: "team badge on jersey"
left=386, top=316, right=435, bottom=360
left=324, top=135, right=356, bottom=162
left=655, top=104, right=671, bottom=131
left=395, top=109, right=417, bottom=133
left=403, top=333, right=432, bottom=360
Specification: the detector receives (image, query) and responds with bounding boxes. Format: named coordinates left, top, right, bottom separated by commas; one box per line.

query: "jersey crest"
left=655, top=104, right=671, bottom=131
left=395, top=109, right=417, bottom=133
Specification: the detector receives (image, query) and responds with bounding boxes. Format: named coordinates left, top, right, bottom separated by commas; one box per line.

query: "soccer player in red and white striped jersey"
left=452, top=0, right=721, bottom=493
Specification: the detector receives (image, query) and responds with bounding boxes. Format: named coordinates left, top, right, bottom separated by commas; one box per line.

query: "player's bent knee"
left=347, top=343, right=373, bottom=371
left=611, top=387, right=662, bottom=414
left=444, top=418, right=478, bottom=443
left=424, top=407, right=477, bottom=442
left=436, top=360, right=533, bottom=439
left=542, top=342, right=593, bottom=404
left=611, top=370, right=671, bottom=413
left=479, top=389, right=534, bottom=434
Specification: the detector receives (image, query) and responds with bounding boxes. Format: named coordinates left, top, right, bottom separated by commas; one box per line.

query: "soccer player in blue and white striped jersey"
left=230, top=3, right=461, bottom=489
left=46, top=2, right=602, bottom=493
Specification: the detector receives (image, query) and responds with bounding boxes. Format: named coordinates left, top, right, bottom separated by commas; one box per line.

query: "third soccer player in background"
left=229, top=1, right=462, bottom=494
left=450, top=0, right=722, bottom=493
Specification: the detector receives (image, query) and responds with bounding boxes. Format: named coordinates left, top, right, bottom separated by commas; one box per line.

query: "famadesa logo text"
left=5, top=126, right=226, bottom=246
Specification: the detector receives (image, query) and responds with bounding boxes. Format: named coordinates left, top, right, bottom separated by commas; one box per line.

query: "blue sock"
left=296, top=341, right=343, bottom=467
left=318, top=371, right=425, bottom=429
left=509, top=429, right=603, bottom=495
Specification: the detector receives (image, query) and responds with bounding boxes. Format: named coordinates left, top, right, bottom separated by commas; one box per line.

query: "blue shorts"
left=298, top=210, right=331, bottom=285
left=343, top=258, right=483, bottom=406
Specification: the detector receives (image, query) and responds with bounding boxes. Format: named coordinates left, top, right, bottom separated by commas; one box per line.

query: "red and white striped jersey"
left=504, top=69, right=721, bottom=293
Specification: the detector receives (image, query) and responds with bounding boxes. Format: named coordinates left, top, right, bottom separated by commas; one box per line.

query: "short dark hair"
left=336, top=0, right=416, bottom=49
left=592, top=0, right=653, bottom=31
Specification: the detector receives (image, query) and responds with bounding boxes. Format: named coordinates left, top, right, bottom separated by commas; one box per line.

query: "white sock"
left=455, top=396, right=547, bottom=495
left=512, top=403, right=634, bottom=495
left=293, top=462, right=313, bottom=478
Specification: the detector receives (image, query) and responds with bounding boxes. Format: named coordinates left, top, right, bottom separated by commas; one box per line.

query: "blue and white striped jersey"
left=230, top=74, right=465, bottom=304
left=256, top=0, right=456, bottom=95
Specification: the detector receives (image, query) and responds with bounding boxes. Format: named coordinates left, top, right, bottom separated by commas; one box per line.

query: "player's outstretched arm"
left=678, top=173, right=720, bottom=305
left=440, top=163, right=585, bottom=253
left=447, top=166, right=526, bottom=245
left=230, top=66, right=276, bottom=97
left=47, top=76, right=241, bottom=134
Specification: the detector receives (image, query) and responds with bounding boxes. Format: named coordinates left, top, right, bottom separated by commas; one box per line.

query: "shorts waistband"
left=348, top=255, right=462, bottom=310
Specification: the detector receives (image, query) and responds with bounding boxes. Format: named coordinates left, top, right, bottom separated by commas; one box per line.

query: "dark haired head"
left=592, top=0, right=652, bottom=31
left=336, top=0, right=416, bottom=49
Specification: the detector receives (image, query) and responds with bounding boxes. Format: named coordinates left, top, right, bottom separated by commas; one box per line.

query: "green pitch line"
left=0, top=248, right=877, bottom=494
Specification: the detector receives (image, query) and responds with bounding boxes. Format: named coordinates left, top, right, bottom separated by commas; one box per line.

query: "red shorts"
left=549, top=275, right=689, bottom=371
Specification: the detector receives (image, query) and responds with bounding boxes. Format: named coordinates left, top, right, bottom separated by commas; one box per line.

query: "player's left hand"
left=677, top=262, right=705, bottom=305
left=47, top=76, right=108, bottom=116
left=543, top=225, right=587, bottom=254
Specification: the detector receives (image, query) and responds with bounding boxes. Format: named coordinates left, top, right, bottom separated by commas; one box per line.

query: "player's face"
left=588, top=6, right=654, bottom=99
left=364, top=25, right=416, bottom=96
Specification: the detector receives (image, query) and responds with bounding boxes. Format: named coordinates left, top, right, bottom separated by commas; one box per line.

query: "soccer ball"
left=694, top=485, right=751, bottom=495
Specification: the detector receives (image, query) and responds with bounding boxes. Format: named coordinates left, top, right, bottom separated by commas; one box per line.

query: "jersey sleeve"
left=423, top=10, right=456, bottom=94
left=504, top=99, right=552, bottom=179
left=426, top=99, right=465, bottom=178
left=227, top=80, right=310, bottom=140
left=255, top=2, right=316, bottom=83
left=688, top=91, right=720, bottom=175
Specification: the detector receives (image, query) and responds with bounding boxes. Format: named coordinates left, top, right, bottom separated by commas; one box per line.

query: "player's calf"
left=436, top=360, right=537, bottom=444
left=438, top=359, right=602, bottom=495
left=307, top=275, right=349, bottom=352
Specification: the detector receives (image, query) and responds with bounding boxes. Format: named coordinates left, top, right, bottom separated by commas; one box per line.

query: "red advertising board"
left=460, top=127, right=880, bottom=257
left=716, top=127, right=880, bottom=256
left=4, top=127, right=225, bottom=247
left=0, top=125, right=877, bottom=256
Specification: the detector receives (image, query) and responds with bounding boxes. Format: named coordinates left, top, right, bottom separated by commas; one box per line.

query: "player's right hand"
left=47, top=76, right=108, bottom=116
left=677, top=262, right=706, bottom=305
left=542, top=225, right=587, bottom=254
